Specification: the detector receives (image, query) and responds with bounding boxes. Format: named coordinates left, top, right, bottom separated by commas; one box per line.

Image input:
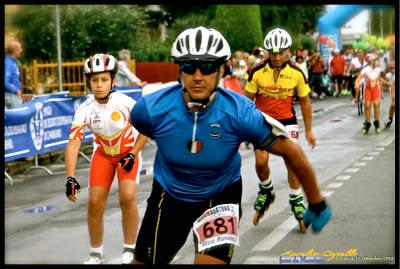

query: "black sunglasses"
left=179, top=62, right=221, bottom=75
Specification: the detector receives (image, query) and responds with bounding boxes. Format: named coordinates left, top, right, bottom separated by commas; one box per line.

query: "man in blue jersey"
left=5, top=40, right=23, bottom=109
left=130, top=26, right=332, bottom=265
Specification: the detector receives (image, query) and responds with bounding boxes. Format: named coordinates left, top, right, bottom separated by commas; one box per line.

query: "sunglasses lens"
left=179, top=63, right=196, bottom=74
left=179, top=62, right=219, bottom=75
left=200, top=63, right=218, bottom=75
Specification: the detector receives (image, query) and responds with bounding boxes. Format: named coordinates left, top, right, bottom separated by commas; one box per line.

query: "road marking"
left=321, top=191, right=334, bottom=197
left=375, top=147, right=385, bottom=151
left=335, top=175, right=351, bottom=181
left=105, top=257, right=120, bottom=264
left=368, top=152, right=380, bottom=156
left=353, top=162, right=367, bottom=166
left=377, top=134, right=395, bottom=147
left=344, top=168, right=359, bottom=173
left=361, top=156, right=374, bottom=161
left=243, top=255, right=280, bottom=264
left=252, top=217, right=298, bottom=251
left=327, top=182, right=343, bottom=188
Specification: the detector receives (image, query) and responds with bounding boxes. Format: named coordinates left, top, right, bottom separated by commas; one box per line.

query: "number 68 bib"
left=193, top=204, right=240, bottom=252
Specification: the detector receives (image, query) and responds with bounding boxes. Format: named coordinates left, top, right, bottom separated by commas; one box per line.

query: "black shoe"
left=384, top=118, right=392, bottom=129
left=374, top=120, right=381, bottom=134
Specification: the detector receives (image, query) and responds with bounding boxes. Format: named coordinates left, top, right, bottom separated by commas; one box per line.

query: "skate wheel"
left=299, top=219, right=307, bottom=234
left=253, top=212, right=262, bottom=226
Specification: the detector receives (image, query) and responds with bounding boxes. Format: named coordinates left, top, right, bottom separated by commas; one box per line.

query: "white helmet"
left=84, top=53, right=118, bottom=76
left=171, top=26, right=231, bottom=62
left=263, top=28, right=292, bottom=53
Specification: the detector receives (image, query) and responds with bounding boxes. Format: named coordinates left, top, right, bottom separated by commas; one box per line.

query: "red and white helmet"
left=171, top=26, right=231, bottom=63
left=365, top=53, right=377, bottom=62
left=84, top=53, right=118, bottom=76
left=264, top=28, right=292, bottom=53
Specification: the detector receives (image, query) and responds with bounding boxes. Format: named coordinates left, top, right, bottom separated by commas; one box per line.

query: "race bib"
left=285, top=124, right=299, bottom=143
left=193, top=204, right=240, bottom=252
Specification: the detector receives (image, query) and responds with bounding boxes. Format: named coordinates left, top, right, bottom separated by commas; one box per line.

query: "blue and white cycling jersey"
left=131, top=84, right=276, bottom=202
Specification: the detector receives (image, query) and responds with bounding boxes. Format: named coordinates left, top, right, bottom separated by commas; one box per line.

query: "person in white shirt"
left=115, top=49, right=147, bottom=87
left=65, top=53, right=148, bottom=264
left=346, top=49, right=367, bottom=102
left=354, top=53, right=385, bottom=134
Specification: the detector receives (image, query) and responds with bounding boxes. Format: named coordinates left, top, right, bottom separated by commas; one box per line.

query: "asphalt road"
left=4, top=94, right=397, bottom=265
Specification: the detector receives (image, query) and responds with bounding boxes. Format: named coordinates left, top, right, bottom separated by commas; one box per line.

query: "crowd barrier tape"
left=5, top=86, right=142, bottom=163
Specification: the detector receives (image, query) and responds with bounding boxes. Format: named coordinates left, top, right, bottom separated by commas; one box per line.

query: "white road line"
left=344, top=168, right=359, bottom=173
left=361, top=156, right=374, bottom=161
left=252, top=217, right=298, bottom=251
left=368, top=152, right=380, bottom=156
left=374, top=147, right=385, bottom=151
left=353, top=162, right=367, bottom=166
left=377, top=134, right=395, bottom=147
left=321, top=191, right=334, bottom=197
left=327, top=182, right=343, bottom=189
left=243, top=255, right=280, bottom=264
left=105, top=257, right=120, bottom=264
left=335, top=175, right=351, bottom=181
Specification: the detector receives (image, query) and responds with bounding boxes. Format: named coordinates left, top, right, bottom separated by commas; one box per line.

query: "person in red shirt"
left=330, top=49, right=346, bottom=97
left=309, top=52, right=326, bottom=99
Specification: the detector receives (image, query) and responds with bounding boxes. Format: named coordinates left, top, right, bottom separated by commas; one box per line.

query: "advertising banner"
left=5, top=87, right=142, bottom=162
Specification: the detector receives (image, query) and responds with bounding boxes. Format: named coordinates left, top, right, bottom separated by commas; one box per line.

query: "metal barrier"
left=31, top=60, right=87, bottom=94
left=21, top=59, right=137, bottom=96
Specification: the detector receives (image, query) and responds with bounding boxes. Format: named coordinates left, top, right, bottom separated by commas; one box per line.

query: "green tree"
left=291, top=35, right=317, bottom=52
left=10, top=5, right=57, bottom=62
left=212, top=5, right=263, bottom=53
left=370, top=8, right=395, bottom=37
left=259, top=5, right=324, bottom=35
left=10, top=5, right=150, bottom=62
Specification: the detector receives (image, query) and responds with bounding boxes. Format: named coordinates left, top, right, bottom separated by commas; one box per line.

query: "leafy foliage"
left=212, top=5, right=263, bottom=53
left=292, top=34, right=318, bottom=52
left=11, top=5, right=149, bottom=62
left=9, top=5, right=325, bottom=63
left=260, top=5, right=324, bottom=35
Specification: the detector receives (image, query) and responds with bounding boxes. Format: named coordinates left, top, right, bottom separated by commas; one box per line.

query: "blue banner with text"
left=5, top=87, right=142, bottom=162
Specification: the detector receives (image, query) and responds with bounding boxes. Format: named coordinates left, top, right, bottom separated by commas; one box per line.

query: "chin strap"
left=183, top=88, right=217, bottom=109
left=181, top=69, right=221, bottom=109
left=97, top=89, right=114, bottom=101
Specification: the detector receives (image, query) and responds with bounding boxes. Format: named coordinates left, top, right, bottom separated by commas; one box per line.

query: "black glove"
left=65, top=176, right=81, bottom=197
left=119, top=153, right=135, bottom=173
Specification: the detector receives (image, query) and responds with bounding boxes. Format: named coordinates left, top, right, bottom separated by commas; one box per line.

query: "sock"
left=90, top=245, right=103, bottom=255
left=289, top=188, right=301, bottom=197
left=260, top=178, right=272, bottom=186
left=124, top=243, right=136, bottom=250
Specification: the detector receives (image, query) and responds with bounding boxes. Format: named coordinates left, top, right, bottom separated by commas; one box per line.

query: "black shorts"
left=331, top=75, right=344, bottom=84
left=135, top=178, right=243, bottom=264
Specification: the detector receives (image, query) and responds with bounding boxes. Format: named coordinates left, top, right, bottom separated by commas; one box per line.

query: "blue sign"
left=5, top=87, right=142, bottom=162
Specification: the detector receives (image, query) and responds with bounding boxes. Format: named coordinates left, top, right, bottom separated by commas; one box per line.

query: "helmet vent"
left=207, top=35, right=213, bottom=51
left=195, top=29, right=202, bottom=52
left=216, top=39, right=224, bottom=54
left=176, top=40, right=182, bottom=53
left=185, top=35, right=190, bottom=52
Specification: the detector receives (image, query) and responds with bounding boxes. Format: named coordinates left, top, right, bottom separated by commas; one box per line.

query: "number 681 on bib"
left=193, top=203, right=240, bottom=252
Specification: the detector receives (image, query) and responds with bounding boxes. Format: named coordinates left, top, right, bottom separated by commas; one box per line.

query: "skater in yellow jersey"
left=245, top=27, right=316, bottom=232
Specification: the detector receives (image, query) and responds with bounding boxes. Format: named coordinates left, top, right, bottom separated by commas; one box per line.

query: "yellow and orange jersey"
left=245, top=59, right=310, bottom=120
left=69, top=91, right=139, bottom=156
